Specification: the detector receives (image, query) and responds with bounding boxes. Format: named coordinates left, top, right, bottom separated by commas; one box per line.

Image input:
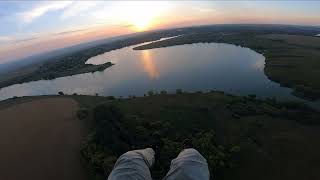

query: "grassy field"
left=260, top=34, right=320, bottom=99
left=0, top=97, right=89, bottom=180
left=134, top=33, right=320, bottom=100
left=73, top=92, right=320, bottom=180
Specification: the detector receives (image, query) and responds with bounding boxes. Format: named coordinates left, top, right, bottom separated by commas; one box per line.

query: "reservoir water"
left=0, top=42, right=302, bottom=101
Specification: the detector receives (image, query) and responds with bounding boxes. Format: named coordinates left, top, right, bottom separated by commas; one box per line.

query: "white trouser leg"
left=108, top=148, right=155, bottom=180
left=162, top=148, right=210, bottom=180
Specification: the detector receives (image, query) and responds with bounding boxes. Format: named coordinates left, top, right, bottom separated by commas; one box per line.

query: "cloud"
left=20, top=1, right=73, bottom=23
left=61, top=1, right=98, bottom=19
left=0, top=13, right=4, bottom=19
left=0, top=36, right=13, bottom=42
left=53, top=28, right=90, bottom=36
left=194, top=7, right=217, bottom=13
left=13, top=37, right=39, bottom=43
left=121, top=24, right=135, bottom=28
left=0, top=35, right=40, bottom=45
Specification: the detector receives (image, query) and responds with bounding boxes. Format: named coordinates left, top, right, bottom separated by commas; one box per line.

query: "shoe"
left=182, top=138, right=193, bottom=149
left=149, top=132, right=162, bottom=159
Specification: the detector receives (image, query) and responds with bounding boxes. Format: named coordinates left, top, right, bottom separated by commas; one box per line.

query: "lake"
left=0, top=42, right=304, bottom=102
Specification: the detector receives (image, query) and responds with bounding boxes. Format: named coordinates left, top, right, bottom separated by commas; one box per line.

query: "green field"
left=71, top=92, right=320, bottom=180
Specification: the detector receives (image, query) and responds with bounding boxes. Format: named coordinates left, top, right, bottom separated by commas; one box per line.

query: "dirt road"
left=0, top=97, right=88, bottom=180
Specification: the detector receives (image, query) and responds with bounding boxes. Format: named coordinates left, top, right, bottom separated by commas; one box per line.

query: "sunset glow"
left=0, top=1, right=320, bottom=63
left=116, top=1, right=169, bottom=31
left=130, top=14, right=153, bottom=32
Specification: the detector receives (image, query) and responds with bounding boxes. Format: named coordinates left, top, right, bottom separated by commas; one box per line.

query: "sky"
left=0, top=1, right=320, bottom=64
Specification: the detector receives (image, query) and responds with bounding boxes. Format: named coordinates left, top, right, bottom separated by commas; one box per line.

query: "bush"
left=193, top=131, right=240, bottom=176
left=128, top=95, right=136, bottom=99
left=46, top=73, right=56, bottom=80
left=80, top=133, right=117, bottom=175
left=81, top=103, right=242, bottom=180
left=248, top=94, right=256, bottom=99
left=279, top=101, right=307, bottom=109
left=77, top=108, right=89, bottom=120
left=148, top=90, right=154, bottom=96
left=160, top=90, right=167, bottom=95
left=93, top=104, right=131, bottom=154
left=265, top=97, right=277, bottom=106
left=176, top=89, right=183, bottom=94
left=107, top=96, right=116, bottom=100
left=58, top=91, right=64, bottom=95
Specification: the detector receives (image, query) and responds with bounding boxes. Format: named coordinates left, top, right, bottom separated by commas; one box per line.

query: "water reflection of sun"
left=253, top=57, right=265, bottom=71
left=141, top=50, right=159, bottom=79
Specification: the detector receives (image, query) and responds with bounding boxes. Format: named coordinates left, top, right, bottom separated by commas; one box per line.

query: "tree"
left=176, top=89, right=183, bottom=94
left=160, top=90, right=167, bottom=95
left=148, top=90, right=154, bottom=96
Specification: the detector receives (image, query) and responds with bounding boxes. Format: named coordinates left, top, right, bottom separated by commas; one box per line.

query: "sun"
left=130, top=13, right=154, bottom=31
left=115, top=1, right=169, bottom=32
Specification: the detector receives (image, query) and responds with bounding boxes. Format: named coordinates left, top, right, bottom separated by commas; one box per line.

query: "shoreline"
left=1, top=25, right=319, bottom=101
left=133, top=33, right=320, bottom=100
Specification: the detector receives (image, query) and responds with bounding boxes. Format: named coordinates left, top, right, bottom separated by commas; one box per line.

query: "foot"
left=182, top=138, right=193, bottom=149
left=149, top=132, right=162, bottom=159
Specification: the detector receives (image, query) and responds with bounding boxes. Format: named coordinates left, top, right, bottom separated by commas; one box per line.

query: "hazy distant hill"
left=1, top=24, right=319, bottom=75
left=0, top=33, right=144, bottom=74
